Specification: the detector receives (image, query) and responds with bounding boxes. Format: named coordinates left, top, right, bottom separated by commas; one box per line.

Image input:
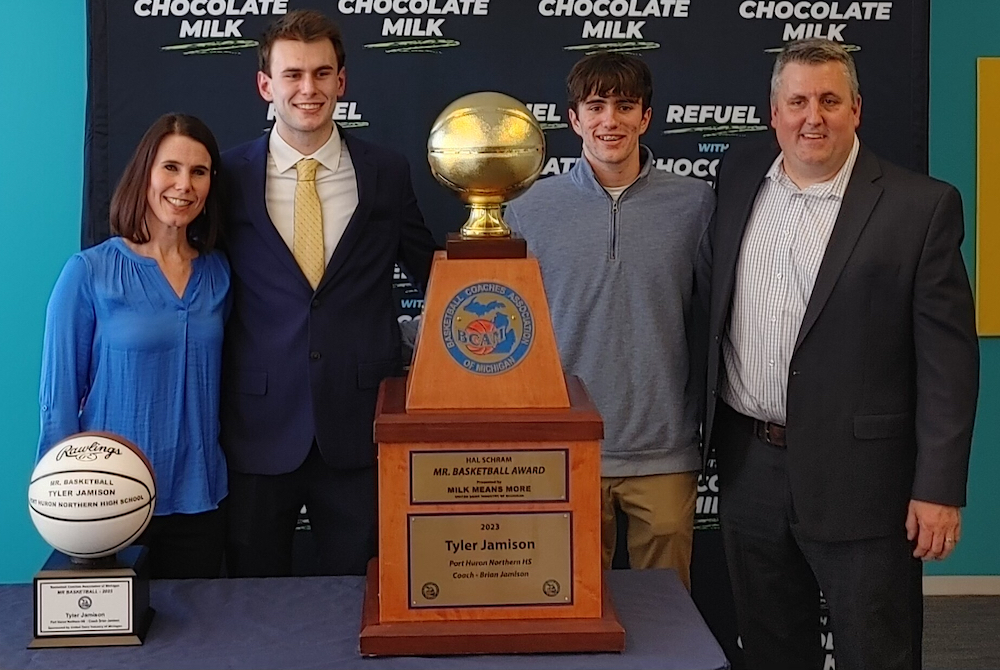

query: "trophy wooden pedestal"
left=361, top=240, right=624, bottom=656
left=360, top=560, right=625, bottom=656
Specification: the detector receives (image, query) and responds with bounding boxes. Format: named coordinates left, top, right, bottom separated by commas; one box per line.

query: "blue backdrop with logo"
left=84, top=1, right=929, bottom=666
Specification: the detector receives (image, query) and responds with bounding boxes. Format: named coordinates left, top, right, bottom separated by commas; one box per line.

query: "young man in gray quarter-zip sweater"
left=505, top=52, right=715, bottom=590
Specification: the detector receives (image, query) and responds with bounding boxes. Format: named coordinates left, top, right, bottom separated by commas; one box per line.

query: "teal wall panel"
left=0, top=1, right=87, bottom=583
left=926, top=0, right=1000, bottom=576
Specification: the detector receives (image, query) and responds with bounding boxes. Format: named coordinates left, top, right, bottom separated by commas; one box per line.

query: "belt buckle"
left=764, top=422, right=776, bottom=445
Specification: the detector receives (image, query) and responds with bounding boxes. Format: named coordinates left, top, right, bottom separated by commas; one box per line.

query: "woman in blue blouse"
left=38, top=114, right=229, bottom=578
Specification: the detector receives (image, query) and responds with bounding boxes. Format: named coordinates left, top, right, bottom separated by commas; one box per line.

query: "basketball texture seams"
left=28, top=433, right=156, bottom=559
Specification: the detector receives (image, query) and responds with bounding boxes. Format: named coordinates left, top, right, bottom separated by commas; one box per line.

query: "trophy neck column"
left=460, top=204, right=510, bottom=238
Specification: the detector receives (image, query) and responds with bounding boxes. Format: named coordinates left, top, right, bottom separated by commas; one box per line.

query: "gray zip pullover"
left=506, top=148, right=714, bottom=477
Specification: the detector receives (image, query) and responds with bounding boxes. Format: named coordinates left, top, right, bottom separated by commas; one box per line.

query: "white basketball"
left=28, top=432, right=156, bottom=559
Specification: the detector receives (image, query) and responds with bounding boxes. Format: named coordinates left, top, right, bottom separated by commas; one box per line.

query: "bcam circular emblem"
left=442, top=282, right=534, bottom=375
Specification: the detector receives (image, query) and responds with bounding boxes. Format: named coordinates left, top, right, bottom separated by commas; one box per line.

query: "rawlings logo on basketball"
left=441, top=282, right=533, bottom=375
left=55, top=441, right=122, bottom=462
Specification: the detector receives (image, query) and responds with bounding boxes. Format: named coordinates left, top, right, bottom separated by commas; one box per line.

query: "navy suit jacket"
left=704, top=141, right=979, bottom=541
left=220, top=130, right=437, bottom=475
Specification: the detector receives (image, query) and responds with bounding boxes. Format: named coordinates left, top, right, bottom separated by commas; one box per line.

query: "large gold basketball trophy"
left=360, top=93, right=625, bottom=655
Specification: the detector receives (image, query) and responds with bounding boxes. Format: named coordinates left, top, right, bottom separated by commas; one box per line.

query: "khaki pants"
left=601, top=471, right=698, bottom=590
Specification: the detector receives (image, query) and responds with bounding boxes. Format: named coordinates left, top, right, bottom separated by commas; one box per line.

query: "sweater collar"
left=569, top=145, right=654, bottom=196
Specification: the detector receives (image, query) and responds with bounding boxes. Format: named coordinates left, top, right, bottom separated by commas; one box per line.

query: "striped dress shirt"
left=721, top=136, right=860, bottom=424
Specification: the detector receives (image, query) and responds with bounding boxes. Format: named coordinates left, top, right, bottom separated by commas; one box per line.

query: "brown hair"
left=567, top=52, right=653, bottom=113
left=109, top=113, right=223, bottom=253
left=258, top=9, right=346, bottom=75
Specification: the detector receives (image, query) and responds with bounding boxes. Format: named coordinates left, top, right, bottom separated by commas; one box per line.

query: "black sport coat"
left=704, top=141, right=979, bottom=541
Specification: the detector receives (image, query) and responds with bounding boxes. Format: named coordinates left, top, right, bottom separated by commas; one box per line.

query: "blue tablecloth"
left=0, top=569, right=729, bottom=669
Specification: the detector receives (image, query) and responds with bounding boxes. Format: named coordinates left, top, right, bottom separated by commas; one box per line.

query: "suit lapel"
left=794, top=145, right=884, bottom=350
left=239, top=134, right=313, bottom=289
left=317, top=131, right=376, bottom=293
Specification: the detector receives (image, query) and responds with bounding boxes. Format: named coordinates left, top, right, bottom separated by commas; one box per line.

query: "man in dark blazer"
left=704, top=39, right=978, bottom=669
left=220, top=10, right=436, bottom=577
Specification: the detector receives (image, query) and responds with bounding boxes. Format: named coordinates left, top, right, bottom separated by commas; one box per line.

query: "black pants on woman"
left=135, top=498, right=226, bottom=579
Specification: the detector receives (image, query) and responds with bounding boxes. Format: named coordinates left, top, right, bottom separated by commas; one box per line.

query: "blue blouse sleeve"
left=218, top=251, right=233, bottom=323
left=37, top=255, right=96, bottom=459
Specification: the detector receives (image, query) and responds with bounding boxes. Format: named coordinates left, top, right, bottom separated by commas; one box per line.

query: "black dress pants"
left=136, top=499, right=226, bottom=579
left=225, top=443, right=377, bottom=577
left=714, top=402, right=923, bottom=670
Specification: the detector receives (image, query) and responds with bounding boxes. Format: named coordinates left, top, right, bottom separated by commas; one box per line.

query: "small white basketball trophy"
left=27, top=432, right=156, bottom=648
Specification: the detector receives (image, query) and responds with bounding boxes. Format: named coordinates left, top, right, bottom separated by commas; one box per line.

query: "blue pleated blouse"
left=38, top=236, right=230, bottom=515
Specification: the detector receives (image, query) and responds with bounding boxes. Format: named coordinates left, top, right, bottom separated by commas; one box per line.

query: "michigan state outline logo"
left=442, top=282, right=534, bottom=375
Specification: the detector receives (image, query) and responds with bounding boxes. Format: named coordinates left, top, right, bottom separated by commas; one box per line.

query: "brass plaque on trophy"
left=410, top=449, right=568, bottom=503
left=409, top=512, right=572, bottom=608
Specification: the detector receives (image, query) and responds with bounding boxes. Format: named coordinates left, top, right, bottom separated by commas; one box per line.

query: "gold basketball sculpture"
left=428, top=92, right=546, bottom=238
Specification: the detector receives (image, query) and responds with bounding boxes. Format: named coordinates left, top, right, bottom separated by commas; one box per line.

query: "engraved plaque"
left=410, top=449, right=568, bottom=504
left=29, top=546, right=153, bottom=648
left=37, top=579, right=133, bottom=635
left=409, top=512, right=572, bottom=608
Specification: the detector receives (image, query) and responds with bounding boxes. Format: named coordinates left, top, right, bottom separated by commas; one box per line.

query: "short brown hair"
left=567, top=52, right=653, bottom=113
left=771, top=38, right=860, bottom=102
left=109, top=114, right=223, bottom=254
left=258, top=9, right=346, bottom=75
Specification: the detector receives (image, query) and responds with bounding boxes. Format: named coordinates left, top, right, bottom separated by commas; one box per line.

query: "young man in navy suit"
left=220, top=10, right=437, bottom=577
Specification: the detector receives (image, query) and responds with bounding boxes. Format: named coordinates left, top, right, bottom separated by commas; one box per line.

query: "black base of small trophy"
left=30, top=545, right=154, bottom=648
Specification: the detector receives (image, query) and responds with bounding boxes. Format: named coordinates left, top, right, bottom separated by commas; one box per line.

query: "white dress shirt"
left=721, top=136, right=860, bottom=424
left=265, top=126, right=359, bottom=266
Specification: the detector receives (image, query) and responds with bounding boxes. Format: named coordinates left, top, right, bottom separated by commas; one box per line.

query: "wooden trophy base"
left=367, top=232, right=624, bottom=656
left=365, top=377, right=623, bottom=656
left=406, top=244, right=569, bottom=411
left=445, top=233, right=527, bottom=259
left=359, top=559, right=624, bottom=657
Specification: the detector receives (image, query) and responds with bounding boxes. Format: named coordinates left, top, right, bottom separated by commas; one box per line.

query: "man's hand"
left=906, top=500, right=961, bottom=561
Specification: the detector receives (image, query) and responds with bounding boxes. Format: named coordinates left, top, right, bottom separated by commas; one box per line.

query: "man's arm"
left=395, top=162, right=438, bottom=292
left=908, top=183, right=979, bottom=560
left=687, top=183, right=716, bottom=439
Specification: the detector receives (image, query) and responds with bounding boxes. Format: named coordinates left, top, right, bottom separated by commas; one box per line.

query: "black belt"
left=717, top=401, right=788, bottom=448
left=752, top=419, right=786, bottom=448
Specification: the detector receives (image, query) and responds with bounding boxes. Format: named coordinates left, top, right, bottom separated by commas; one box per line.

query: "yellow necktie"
left=294, top=158, right=325, bottom=289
